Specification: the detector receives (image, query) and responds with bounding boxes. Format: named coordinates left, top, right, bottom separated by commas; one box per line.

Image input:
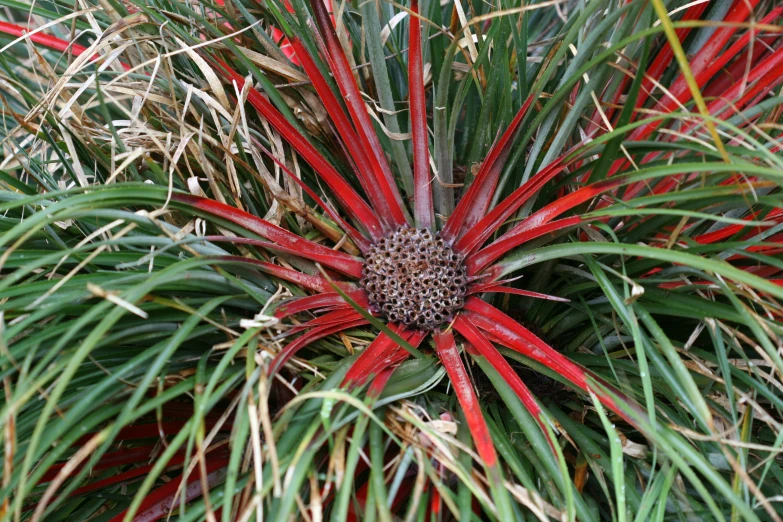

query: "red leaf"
left=703, top=46, right=783, bottom=121
left=252, top=137, right=372, bottom=252
left=429, top=461, right=444, bottom=517
left=619, top=45, right=783, bottom=196
left=468, top=216, right=584, bottom=275
left=75, top=421, right=228, bottom=446
left=288, top=308, right=362, bottom=331
left=0, top=21, right=92, bottom=56
left=462, top=298, right=644, bottom=427
left=603, top=1, right=772, bottom=181
left=687, top=3, right=777, bottom=98
left=467, top=283, right=569, bottom=302
left=691, top=208, right=783, bottom=245
left=433, top=330, right=497, bottom=467
left=213, top=255, right=354, bottom=293
left=409, top=0, right=434, bottom=229
left=204, top=235, right=363, bottom=278
left=37, top=446, right=158, bottom=484
left=109, top=458, right=229, bottom=522
left=71, top=448, right=228, bottom=499
left=274, top=290, right=369, bottom=319
left=630, top=1, right=711, bottom=115
left=342, top=326, right=426, bottom=386
left=29, top=450, right=233, bottom=514
left=631, top=0, right=761, bottom=142
left=441, top=95, right=536, bottom=243
left=453, top=315, right=555, bottom=450
left=71, top=462, right=158, bottom=497
left=366, top=366, right=397, bottom=398
left=290, top=37, right=403, bottom=230
left=310, top=0, right=409, bottom=229
left=172, top=195, right=364, bottom=278
left=454, top=147, right=580, bottom=254
left=467, top=176, right=627, bottom=273
left=271, top=312, right=369, bottom=375
left=211, top=58, right=385, bottom=240
left=588, top=0, right=712, bottom=137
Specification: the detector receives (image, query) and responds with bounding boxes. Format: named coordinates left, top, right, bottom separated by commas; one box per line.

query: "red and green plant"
left=1, top=0, right=783, bottom=520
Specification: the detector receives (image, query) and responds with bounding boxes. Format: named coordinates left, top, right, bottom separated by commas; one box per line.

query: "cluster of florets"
left=361, top=227, right=468, bottom=330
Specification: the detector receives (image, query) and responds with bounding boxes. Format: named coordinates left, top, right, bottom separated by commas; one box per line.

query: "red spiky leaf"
left=108, top=458, right=230, bottom=522
left=453, top=315, right=555, bottom=450
left=274, top=291, right=368, bottom=319
left=343, top=326, right=426, bottom=387
left=290, top=37, right=403, bottom=228
left=462, top=298, right=645, bottom=427
left=468, top=216, right=584, bottom=275
left=309, top=0, right=409, bottom=229
left=454, top=147, right=580, bottom=254
left=441, top=95, right=536, bottom=242
left=409, top=0, right=434, bottom=229
left=211, top=58, right=385, bottom=239
left=433, top=330, right=497, bottom=467
left=467, top=282, right=569, bottom=302
left=271, top=311, right=369, bottom=375
left=213, top=255, right=355, bottom=293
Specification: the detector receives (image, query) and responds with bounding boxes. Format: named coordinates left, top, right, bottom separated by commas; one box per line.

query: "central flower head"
left=360, top=227, right=468, bottom=330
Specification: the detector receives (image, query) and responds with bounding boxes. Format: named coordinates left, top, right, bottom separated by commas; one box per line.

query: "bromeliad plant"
left=2, top=0, right=783, bottom=520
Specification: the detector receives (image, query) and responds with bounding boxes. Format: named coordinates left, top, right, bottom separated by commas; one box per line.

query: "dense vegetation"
left=1, top=0, right=783, bottom=520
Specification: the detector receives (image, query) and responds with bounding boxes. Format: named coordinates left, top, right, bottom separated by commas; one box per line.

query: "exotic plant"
left=1, top=0, right=783, bottom=520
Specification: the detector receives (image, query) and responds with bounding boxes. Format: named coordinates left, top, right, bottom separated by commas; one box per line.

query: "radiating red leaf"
left=454, top=147, right=580, bottom=254
left=429, top=460, right=444, bottom=518
left=212, top=255, right=354, bottom=293
left=687, top=4, right=778, bottom=98
left=468, top=216, right=584, bottom=275
left=70, top=462, right=159, bottom=497
left=0, top=21, right=92, bottom=56
left=274, top=290, right=369, bottom=319
left=290, top=37, right=402, bottom=228
left=604, top=1, right=772, bottom=181
left=252, top=137, right=372, bottom=252
left=701, top=40, right=773, bottom=100
left=703, top=46, right=783, bottom=120
left=342, top=326, right=426, bottom=387
left=37, top=446, right=157, bottom=484
left=631, top=1, right=711, bottom=114
left=73, top=449, right=228, bottom=499
left=172, top=195, right=364, bottom=277
left=467, top=283, right=569, bottom=302
left=366, top=365, right=397, bottom=398
left=453, top=315, right=555, bottom=450
left=271, top=312, right=369, bottom=375
left=468, top=175, right=627, bottom=273
left=634, top=0, right=761, bottom=135
left=211, top=58, right=385, bottom=240
left=288, top=308, right=364, bottom=332
left=29, top=450, right=229, bottom=514
left=205, top=235, right=363, bottom=278
left=409, top=0, right=434, bottom=229
left=691, top=208, right=783, bottom=245
left=441, top=95, right=535, bottom=243
left=310, top=0, right=409, bottom=229
left=75, top=421, right=227, bottom=446
left=462, top=298, right=645, bottom=427
left=620, top=42, right=783, bottom=197
left=433, top=330, right=497, bottom=466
